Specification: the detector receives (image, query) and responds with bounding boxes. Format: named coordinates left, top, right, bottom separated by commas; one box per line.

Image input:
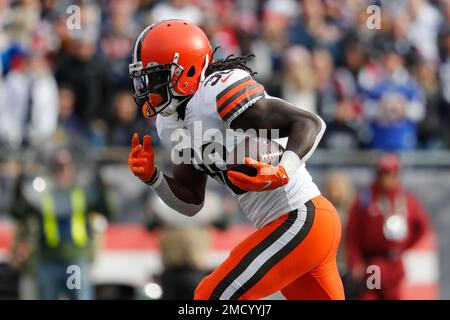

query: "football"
left=226, top=136, right=285, bottom=177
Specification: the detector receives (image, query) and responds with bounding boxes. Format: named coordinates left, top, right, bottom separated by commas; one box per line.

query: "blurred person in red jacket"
left=345, top=153, right=430, bottom=300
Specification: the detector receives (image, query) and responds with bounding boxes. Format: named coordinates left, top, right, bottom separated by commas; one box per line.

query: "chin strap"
left=160, top=94, right=191, bottom=117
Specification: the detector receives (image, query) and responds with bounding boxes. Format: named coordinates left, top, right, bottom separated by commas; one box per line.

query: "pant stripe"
left=210, top=201, right=315, bottom=300
left=228, top=201, right=315, bottom=299
left=209, top=209, right=298, bottom=299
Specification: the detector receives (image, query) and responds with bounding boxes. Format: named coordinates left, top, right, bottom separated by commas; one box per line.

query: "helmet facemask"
left=129, top=56, right=189, bottom=118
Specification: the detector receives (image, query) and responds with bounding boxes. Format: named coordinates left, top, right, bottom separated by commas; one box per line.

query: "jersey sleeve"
left=213, top=69, right=265, bottom=125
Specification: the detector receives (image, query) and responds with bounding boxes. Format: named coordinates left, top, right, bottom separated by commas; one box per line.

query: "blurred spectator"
left=249, top=11, right=289, bottom=95
left=323, top=171, right=354, bottom=275
left=263, top=0, right=298, bottom=21
left=313, top=48, right=339, bottom=117
left=149, top=0, right=204, bottom=25
left=333, top=36, right=365, bottom=102
left=52, top=83, right=89, bottom=150
left=345, top=153, right=431, bottom=299
left=10, top=149, right=110, bottom=300
left=384, top=12, right=418, bottom=65
left=0, top=53, right=58, bottom=148
left=365, top=92, right=418, bottom=151
left=438, top=24, right=450, bottom=147
left=321, top=99, right=360, bottom=150
left=6, top=0, right=41, bottom=47
left=99, top=0, right=139, bottom=90
left=360, top=46, right=425, bottom=123
left=288, top=0, right=341, bottom=56
left=202, top=1, right=242, bottom=59
left=55, top=37, right=111, bottom=124
left=350, top=0, right=388, bottom=49
left=407, top=0, right=442, bottom=62
left=414, top=60, right=445, bottom=148
left=108, top=89, right=151, bottom=147
left=281, top=46, right=317, bottom=113
left=68, top=0, right=102, bottom=43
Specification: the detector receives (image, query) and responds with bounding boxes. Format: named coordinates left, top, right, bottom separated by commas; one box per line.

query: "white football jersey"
left=157, top=69, right=321, bottom=228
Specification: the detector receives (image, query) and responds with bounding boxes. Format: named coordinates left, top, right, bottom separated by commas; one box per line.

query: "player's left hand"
left=227, top=157, right=289, bottom=192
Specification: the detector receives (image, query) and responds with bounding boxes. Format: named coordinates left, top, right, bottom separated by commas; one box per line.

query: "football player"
left=128, top=20, right=344, bottom=300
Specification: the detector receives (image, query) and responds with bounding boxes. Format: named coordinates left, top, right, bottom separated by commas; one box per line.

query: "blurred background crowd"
left=0, top=0, right=449, bottom=300
left=1, top=0, right=450, bottom=151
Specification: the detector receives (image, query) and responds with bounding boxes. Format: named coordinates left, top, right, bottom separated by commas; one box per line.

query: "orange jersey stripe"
left=216, top=79, right=256, bottom=110
left=219, top=85, right=264, bottom=119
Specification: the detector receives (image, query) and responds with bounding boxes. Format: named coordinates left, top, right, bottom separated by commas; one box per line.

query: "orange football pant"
left=194, top=195, right=345, bottom=300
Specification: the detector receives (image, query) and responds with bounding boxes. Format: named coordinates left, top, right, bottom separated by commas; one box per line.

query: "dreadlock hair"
left=177, top=48, right=256, bottom=121
left=205, top=47, right=257, bottom=77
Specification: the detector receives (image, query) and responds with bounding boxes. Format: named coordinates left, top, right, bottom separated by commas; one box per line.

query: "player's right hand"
left=128, top=133, right=156, bottom=183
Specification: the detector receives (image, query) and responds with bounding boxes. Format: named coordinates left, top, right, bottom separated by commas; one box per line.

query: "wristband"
left=145, top=167, right=163, bottom=188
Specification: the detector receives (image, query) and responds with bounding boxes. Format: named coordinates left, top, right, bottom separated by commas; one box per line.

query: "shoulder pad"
left=203, top=69, right=265, bottom=124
